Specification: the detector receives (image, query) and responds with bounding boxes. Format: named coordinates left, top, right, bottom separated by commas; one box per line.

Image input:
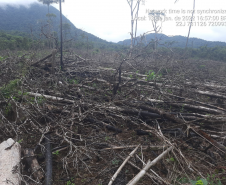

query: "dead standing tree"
left=37, top=0, right=65, bottom=70
left=38, top=0, right=58, bottom=14
left=148, top=10, right=165, bottom=50
left=58, top=0, right=65, bottom=70
left=126, top=0, right=142, bottom=51
left=38, top=0, right=58, bottom=49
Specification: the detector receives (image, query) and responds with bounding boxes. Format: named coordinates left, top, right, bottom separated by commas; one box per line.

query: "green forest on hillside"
left=118, top=33, right=226, bottom=48
left=158, top=46, right=226, bottom=62
left=0, top=31, right=33, bottom=50
left=2, top=30, right=226, bottom=62
left=0, top=3, right=226, bottom=62
left=0, top=30, right=128, bottom=52
left=0, top=3, right=127, bottom=52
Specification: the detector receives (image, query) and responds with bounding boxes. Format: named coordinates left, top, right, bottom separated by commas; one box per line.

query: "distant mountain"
left=0, top=3, right=120, bottom=49
left=2, top=3, right=225, bottom=50
left=117, top=33, right=226, bottom=48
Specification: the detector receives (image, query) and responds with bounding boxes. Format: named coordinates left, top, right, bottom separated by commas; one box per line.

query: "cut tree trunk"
left=23, top=148, right=44, bottom=181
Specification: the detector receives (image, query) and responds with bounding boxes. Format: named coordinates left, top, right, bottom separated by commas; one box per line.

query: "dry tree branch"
left=108, top=144, right=140, bottom=185
left=118, top=154, right=162, bottom=184
left=127, top=146, right=173, bottom=185
left=27, top=92, right=75, bottom=103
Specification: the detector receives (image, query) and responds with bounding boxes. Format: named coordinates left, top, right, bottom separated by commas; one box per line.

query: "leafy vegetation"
left=0, top=79, right=21, bottom=99
left=66, top=179, right=75, bottom=185
left=176, top=174, right=223, bottom=185
left=145, top=46, right=226, bottom=62
left=0, top=55, right=8, bottom=61
left=183, top=46, right=226, bottom=62
left=118, top=33, right=226, bottom=48
left=53, top=150, right=60, bottom=155
left=0, top=3, right=128, bottom=51
left=0, top=31, right=33, bottom=50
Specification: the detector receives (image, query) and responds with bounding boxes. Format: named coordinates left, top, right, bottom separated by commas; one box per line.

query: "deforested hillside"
left=0, top=47, right=226, bottom=184
left=1, top=1, right=226, bottom=185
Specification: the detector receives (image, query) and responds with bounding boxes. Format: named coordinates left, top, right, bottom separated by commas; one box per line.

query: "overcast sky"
left=1, top=0, right=226, bottom=43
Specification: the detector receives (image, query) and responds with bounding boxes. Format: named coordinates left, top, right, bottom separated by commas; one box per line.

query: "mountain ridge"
left=117, top=33, right=226, bottom=48
left=1, top=3, right=226, bottom=49
left=0, top=3, right=117, bottom=47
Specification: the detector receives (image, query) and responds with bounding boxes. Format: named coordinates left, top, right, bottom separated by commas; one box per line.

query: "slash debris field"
left=1, top=48, right=226, bottom=185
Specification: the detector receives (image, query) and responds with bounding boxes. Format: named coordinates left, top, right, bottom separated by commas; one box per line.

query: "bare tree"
left=174, top=0, right=196, bottom=48
left=37, top=0, right=65, bottom=70
left=185, top=0, right=196, bottom=48
left=59, top=0, right=64, bottom=70
left=148, top=10, right=165, bottom=50
left=38, top=0, right=58, bottom=14
left=126, top=0, right=142, bottom=50
left=38, top=0, right=58, bottom=49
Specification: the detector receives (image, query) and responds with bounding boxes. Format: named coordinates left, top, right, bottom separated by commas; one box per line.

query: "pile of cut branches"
left=0, top=49, right=226, bottom=185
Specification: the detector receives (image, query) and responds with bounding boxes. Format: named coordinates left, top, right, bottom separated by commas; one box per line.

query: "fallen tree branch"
left=101, top=145, right=169, bottom=151
left=194, top=90, right=226, bottom=100
left=118, top=154, right=163, bottom=184
left=127, top=146, right=173, bottom=185
left=27, top=92, right=75, bottom=104
left=162, top=93, right=226, bottom=112
left=191, top=127, right=226, bottom=155
left=32, top=51, right=58, bottom=66
left=108, top=144, right=140, bottom=185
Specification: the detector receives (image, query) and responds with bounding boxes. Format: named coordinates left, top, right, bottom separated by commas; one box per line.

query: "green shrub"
left=190, top=179, right=208, bottom=185
left=0, top=79, right=21, bottom=99
left=145, top=70, right=162, bottom=81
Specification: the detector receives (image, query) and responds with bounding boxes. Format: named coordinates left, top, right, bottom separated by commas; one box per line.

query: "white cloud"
left=0, top=0, right=41, bottom=8
left=1, top=0, right=226, bottom=43
left=51, top=0, right=226, bottom=43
